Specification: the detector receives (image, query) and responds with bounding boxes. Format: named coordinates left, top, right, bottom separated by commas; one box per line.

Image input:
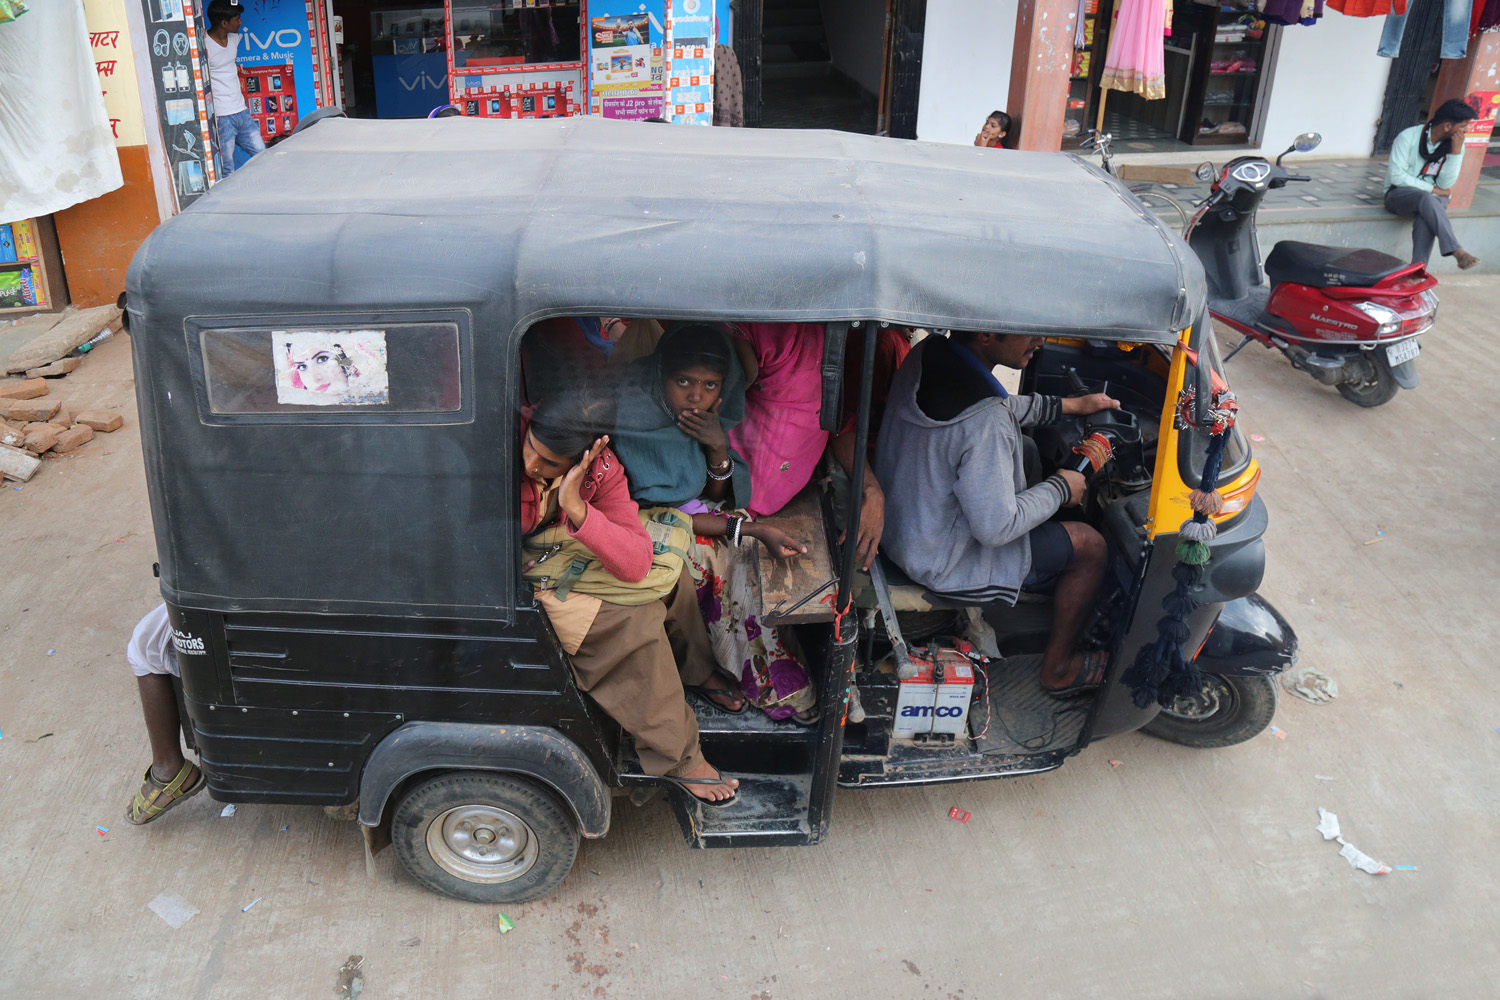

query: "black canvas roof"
left=133, top=115, right=1204, bottom=344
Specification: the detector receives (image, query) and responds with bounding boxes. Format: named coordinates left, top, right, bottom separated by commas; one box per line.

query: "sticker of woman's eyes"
left=273, top=331, right=390, bottom=405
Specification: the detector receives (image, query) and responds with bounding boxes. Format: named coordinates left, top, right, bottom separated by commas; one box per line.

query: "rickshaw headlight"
left=1214, top=467, right=1261, bottom=520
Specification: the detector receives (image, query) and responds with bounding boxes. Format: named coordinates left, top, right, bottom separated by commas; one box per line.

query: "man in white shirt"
left=205, top=0, right=264, bottom=174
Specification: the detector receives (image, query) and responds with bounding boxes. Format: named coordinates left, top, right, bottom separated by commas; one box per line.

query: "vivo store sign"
left=233, top=3, right=318, bottom=122
left=242, top=27, right=304, bottom=60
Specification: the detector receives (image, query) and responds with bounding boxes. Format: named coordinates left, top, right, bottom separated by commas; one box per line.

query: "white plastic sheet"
left=0, top=0, right=124, bottom=220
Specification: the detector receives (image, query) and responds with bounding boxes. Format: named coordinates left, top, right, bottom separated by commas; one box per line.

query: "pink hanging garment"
left=1100, top=0, right=1168, bottom=100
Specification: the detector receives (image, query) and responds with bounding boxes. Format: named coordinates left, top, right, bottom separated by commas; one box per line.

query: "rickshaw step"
left=668, top=773, right=815, bottom=849
left=686, top=691, right=821, bottom=742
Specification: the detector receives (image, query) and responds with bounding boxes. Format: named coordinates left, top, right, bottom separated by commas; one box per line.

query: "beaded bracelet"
left=706, top=456, right=734, bottom=481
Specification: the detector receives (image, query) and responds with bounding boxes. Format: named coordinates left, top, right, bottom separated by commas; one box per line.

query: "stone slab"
left=24, top=357, right=82, bottom=379
left=52, top=425, right=93, bottom=454
left=5, top=305, right=120, bottom=374
left=75, top=409, right=123, bottom=432
left=0, top=443, right=41, bottom=481
left=1, top=398, right=60, bottom=422
left=0, top=378, right=48, bottom=400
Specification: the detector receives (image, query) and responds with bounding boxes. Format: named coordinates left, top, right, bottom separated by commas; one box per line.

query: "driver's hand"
left=1058, top=469, right=1087, bottom=507
left=1061, top=393, right=1122, bottom=416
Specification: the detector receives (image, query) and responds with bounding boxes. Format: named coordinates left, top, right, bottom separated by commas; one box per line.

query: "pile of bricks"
left=0, top=376, right=123, bottom=483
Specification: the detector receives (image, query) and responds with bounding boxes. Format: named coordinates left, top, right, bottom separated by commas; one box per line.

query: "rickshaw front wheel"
left=391, top=771, right=580, bottom=903
left=1141, top=673, right=1278, bottom=749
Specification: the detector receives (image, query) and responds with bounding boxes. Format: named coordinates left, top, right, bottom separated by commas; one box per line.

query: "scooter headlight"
left=1353, top=301, right=1400, bottom=336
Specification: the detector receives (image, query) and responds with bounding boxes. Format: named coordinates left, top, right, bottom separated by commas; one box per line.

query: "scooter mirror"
left=1293, top=132, right=1323, bottom=153
left=1195, top=161, right=1216, bottom=182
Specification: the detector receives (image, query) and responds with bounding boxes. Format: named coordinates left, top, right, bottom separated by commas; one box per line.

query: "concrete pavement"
left=2, top=279, right=1498, bottom=998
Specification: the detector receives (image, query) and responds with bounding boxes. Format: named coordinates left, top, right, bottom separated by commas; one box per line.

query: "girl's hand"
left=748, top=523, right=808, bottom=561
left=559, top=435, right=609, bottom=528
left=677, top=399, right=728, bottom=453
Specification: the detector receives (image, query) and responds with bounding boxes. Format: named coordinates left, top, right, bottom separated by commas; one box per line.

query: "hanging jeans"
left=1384, top=186, right=1461, bottom=264
left=1378, top=0, right=1474, bottom=60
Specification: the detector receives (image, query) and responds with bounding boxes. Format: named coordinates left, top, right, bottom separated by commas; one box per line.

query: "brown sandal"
left=125, top=760, right=206, bottom=825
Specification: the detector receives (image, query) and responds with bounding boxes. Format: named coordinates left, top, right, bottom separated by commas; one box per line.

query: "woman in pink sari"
left=729, top=322, right=829, bottom=517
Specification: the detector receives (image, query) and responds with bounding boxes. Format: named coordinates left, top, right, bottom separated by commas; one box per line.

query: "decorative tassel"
left=1178, top=518, right=1218, bottom=543
left=1124, top=385, right=1238, bottom=709
left=1189, top=489, right=1225, bottom=517
left=1175, top=538, right=1212, bottom=564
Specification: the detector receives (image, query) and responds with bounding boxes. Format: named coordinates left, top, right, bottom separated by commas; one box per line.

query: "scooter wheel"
left=1336, top=353, right=1399, bottom=407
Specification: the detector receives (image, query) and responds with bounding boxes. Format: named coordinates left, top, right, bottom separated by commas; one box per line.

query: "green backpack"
left=523, top=506, right=693, bottom=606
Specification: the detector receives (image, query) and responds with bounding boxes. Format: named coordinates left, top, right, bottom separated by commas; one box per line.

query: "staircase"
left=762, top=0, right=832, bottom=81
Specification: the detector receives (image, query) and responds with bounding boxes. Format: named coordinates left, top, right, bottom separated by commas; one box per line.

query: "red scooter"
left=1184, top=132, right=1438, bottom=406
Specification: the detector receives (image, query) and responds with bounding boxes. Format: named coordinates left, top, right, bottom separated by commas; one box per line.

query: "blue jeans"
left=1378, top=0, right=1473, bottom=60
left=215, top=110, right=265, bottom=175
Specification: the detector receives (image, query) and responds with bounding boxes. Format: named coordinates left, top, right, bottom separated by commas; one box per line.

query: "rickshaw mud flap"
left=356, top=722, right=611, bottom=838
left=1192, top=592, right=1299, bottom=678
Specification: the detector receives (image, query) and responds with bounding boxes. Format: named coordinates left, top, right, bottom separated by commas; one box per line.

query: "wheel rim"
left=425, top=804, right=539, bottom=884
left=1159, top=675, right=1236, bottom=721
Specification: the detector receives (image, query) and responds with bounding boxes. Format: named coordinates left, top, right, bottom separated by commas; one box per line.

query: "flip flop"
left=1043, top=652, right=1108, bottom=699
left=662, top=772, right=739, bottom=808
left=125, top=760, right=206, bottom=826
left=686, top=672, right=746, bottom=715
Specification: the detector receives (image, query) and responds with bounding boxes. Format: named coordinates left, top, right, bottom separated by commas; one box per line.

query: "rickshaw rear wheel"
left=1141, top=673, right=1278, bottom=749
left=391, top=771, right=579, bottom=903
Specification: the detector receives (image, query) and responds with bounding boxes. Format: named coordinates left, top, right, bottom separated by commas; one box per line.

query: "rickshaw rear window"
left=198, top=323, right=463, bottom=415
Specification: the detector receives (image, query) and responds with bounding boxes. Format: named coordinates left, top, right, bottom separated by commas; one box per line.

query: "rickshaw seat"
left=851, top=557, right=970, bottom=613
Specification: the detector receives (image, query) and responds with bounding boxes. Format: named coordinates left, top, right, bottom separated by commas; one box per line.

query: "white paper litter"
left=220, top=804, right=236, bottom=817
left=147, top=892, right=200, bottom=929
left=1315, top=808, right=1390, bottom=875
left=1283, top=666, right=1338, bottom=704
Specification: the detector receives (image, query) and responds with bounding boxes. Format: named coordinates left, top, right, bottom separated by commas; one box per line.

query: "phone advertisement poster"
left=589, top=5, right=663, bottom=120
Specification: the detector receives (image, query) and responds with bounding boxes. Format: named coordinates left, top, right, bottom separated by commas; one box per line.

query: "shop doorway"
left=329, top=0, right=452, bottom=118
left=1070, top=0, right=1280, bottom=151
left=328, top=0, right=583, bottom=119
left=738, top=0, right=914, bottom=135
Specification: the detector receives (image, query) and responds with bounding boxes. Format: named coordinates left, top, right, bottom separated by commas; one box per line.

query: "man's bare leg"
left=1039, top=522, right=1108, bottom=690
left=137, top=674, right=187, bottom=780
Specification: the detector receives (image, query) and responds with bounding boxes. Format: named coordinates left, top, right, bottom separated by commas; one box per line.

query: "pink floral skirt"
left=687, top=536, right=817, bottom=721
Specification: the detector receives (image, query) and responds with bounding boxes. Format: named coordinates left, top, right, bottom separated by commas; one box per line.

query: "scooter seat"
left=1264, top=241, right=1407, bottom=289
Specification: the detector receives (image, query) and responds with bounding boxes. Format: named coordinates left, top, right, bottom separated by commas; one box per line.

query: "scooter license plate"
left=1386, top=339, right=1420, bottom=366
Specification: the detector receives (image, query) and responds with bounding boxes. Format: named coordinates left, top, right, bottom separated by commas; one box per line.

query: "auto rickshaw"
left=124, top=115, right=1296, bottom=904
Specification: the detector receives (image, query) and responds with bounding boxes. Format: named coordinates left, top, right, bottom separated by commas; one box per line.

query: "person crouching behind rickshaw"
left=521, top=388, right=741, bottom=804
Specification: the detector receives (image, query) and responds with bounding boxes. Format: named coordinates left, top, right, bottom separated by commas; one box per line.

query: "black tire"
left=391, top=771, right=579, bottom=904
left=1141, top=673, right=1278, bottom=749
left=1336, top=353, right=1400, bottom=407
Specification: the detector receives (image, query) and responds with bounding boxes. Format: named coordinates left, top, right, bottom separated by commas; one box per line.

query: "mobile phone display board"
left=140, top=0, right=219, bottom=208
left=234, top=0, right=331, bottom=137
left=444, top=0, right=585, bottom=119
left=243, top=64, right=298, bottom=141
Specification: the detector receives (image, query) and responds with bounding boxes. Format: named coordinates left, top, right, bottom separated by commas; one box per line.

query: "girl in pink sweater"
left=521, top=389, right=740, bottom=804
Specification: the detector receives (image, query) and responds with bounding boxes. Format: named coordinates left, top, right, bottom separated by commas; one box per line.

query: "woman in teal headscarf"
left=611, top=322, right=751, bottom=509
left=612, top=322, right=817, bottom=724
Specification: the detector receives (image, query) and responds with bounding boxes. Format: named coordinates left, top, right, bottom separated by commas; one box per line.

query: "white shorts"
left=128, top=604, right=180, bottom=678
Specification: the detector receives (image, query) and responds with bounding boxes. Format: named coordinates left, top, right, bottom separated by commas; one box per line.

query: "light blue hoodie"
left=875, top=338, right=1069, bottom=605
